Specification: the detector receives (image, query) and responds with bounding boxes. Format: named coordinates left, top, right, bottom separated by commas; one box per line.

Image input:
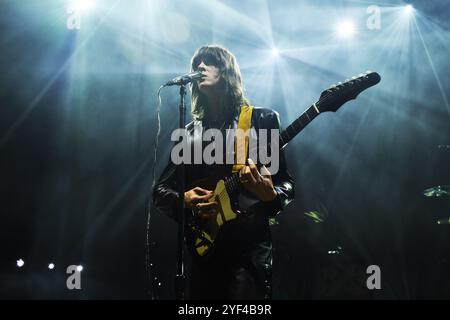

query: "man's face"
left=196, top=60, right=222, bottom=94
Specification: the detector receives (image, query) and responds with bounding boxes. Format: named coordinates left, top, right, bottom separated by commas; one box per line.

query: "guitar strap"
left=232, top=104, right=253, bottom=172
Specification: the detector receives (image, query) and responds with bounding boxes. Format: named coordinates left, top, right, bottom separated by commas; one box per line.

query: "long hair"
left=190, top=45, right=249, bottom=121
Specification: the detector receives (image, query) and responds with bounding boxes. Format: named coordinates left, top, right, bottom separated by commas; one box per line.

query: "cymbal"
left=423, top=185, right=450, bottom=197
left=437, top=217, right=450, bottom=225
left=304, top=210, right=325, bottom=223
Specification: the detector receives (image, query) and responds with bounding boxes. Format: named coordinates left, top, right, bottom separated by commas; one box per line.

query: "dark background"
left=1, top=0, right=449, bottom=299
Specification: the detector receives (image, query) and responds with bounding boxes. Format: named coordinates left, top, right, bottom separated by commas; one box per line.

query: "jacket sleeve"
left=257, top=109, right=295, bottom=217
left=152, top=155, right=179, bottom=221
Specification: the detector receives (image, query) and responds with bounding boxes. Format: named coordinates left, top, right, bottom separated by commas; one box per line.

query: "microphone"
left=164, top=71, right=203, bottom=87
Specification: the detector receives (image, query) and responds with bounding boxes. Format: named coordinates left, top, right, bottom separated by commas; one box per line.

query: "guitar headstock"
left=316, top=71, right=381, bottom=113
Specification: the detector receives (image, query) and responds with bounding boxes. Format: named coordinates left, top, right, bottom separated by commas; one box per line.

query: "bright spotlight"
left=76, top=265, right=83, bottom=272
left=16, top=259, right=24, bottom=268
left=72, top=0, right=95, bottom=12
left=336, top=21, right=356, bottom=39
left=48, top=263, right=55, bottom=270
left=271, top=48, right=279, bottom=57
left=404, top=4, right=413, bottom=13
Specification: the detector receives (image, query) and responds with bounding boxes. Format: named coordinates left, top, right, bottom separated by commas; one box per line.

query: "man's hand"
left=184, top=187, right=219, bottom=219
left=239, top=158, right=277, bottom=202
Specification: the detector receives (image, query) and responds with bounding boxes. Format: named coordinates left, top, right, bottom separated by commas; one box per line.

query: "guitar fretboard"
left=225, top=173, right=241, bottom=195
left=280, top=103, right=320, bottom=148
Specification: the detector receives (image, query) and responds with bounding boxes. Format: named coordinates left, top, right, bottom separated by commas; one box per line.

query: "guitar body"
left=191, top=179, right=236, bottom=257
left=187, top=170, right=260, bottom=259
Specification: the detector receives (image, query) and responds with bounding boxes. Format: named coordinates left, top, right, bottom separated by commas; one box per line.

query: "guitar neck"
left=223, top=71, right=381, bottom=194
left=280, top=103, right=320, bottom=148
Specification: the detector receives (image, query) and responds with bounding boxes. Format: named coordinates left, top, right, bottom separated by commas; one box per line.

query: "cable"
left=145, top=85, right=163, bottom=299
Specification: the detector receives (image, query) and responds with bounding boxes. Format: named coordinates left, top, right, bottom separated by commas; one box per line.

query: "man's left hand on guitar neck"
left=239, top=158, right=277, bottom=202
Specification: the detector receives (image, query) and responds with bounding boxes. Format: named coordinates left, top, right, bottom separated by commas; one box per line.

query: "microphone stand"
left=175, top=84, right=187, bottom=300
left=162, top=75, right=199, bottom=299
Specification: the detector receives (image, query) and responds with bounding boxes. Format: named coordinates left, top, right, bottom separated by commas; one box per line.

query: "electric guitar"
left=187, top=71, right=381, bottom=258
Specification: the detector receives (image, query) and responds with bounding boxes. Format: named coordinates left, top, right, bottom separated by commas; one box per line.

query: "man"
left=153, top=45, right=294, bottom=299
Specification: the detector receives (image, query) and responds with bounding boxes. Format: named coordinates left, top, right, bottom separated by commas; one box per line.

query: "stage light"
left=48, top=263, right=55, bottom=270
left=336, top=21, right=356, bottom=39
left=72, top=0, right=95, bottom=13
left=77, top=265, right=83, bottom=272
left=16, top=259, right=24, bottom=268
left=404, top=4, right=413, bottom=13
left=271, top=48, right=280, bottom=57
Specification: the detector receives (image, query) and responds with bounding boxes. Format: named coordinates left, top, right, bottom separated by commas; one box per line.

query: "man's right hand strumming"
left=184, top=187, right=219, bottom=219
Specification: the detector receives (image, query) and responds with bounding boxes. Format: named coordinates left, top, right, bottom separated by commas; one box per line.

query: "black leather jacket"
left=153, top=107, right=295, bottom=260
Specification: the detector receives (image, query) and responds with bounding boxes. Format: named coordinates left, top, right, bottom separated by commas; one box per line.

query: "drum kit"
left=423, top=145, right=450, bottom=225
